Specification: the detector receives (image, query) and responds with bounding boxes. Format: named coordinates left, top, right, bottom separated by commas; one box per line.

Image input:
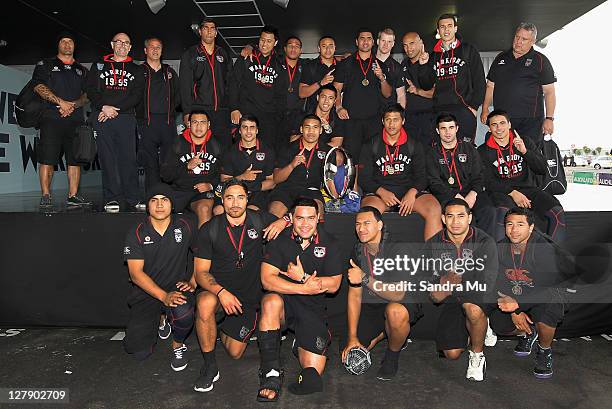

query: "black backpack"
left=539, top=137, right=567, bottom=195
left=13, top=79, right=45, bottom=129
left=73, top=122, right=97, bottom=164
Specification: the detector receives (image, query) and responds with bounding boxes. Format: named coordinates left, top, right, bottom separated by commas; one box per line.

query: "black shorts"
left=365, top=188, right=431, bottom=211
left=435, top=300, right=497, bottom=351
left=488, top=300, right=567, bottom=335
left=171, top=189, right=221, bottom=211
left=268, top=184, right=324, bottom=210
left=488, top=188, right=560, bottom=213
left=217, top=304, right=259, bottom=343
left=38, top=119, right=81, bottom=166
left=281, top=294, right=331, bottom=356
left=356, top=302, right=423, bottom=346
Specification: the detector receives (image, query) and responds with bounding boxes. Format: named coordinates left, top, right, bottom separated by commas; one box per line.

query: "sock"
left=537, top=343, right=551, bottom=350
left=258, top=329, right=281, bottom=371
left=385, top=348, right=400, bottom=361
left=203, top=350, right=217, bottom=370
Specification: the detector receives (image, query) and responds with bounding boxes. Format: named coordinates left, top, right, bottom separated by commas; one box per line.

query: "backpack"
left=14, top=78, right=46, bottom=129
left=73, top=122, right=97, bottom=164
left=539, top=137, right=567, bottom=195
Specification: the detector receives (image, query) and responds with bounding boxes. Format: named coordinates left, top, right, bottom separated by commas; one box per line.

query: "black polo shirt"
left=221, top=139, right=275, bottom=192
left=124, top=216, right=197, bottom=303
left=143, top=63, right=169, bottom=114
left=379, top=55, right=402, bottom=109
left=276, top=138, right=330, bottom=189
left=487, top=48, right=556, bottom=119
left=282, top=58, right=305, bottom=112
left=31, top=57, right=87, bottom=121
left=300, top=57, right=337, bottom=112
left=195, top=210, right=278, bottom=306
left=335, top=52, right=390, bottom=119
left=263, top=229, right=343, bottom=310
left=309, top=109, right=342, bottom=146
left=398, top=58, right=434, bottom=113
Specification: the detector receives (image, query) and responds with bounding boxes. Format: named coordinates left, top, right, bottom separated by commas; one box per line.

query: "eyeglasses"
left=112, top=40, right=131, bottom=46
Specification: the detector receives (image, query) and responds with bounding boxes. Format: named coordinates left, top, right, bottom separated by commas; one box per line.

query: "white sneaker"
left=485, top=319, right=498, bottom=347
left=104, top=201, right=120, bottom=213
left=466, top=350, right=486, bottom=382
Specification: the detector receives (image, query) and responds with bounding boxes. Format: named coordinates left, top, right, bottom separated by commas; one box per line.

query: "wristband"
left=283, top=214, right=292, bottom=227
left=348, top=281, right=363, bottom=288
left=545, top=116, right=554, bottom=121
left=216, top=287, right=226, bottom=296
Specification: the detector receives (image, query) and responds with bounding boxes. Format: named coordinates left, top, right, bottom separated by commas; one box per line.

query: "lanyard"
left=199, top=44, right=218, bottom=111
left=286, top=57, right=298, bottom=87
left=383, top=143, right=400, bottom=176
left=441, top=144, right=463, bottom=190
left=226, top=224, right=246, bottom=268
left=253, top=51, right=273, bottom=81
left=363, top=247, right=376, bottom=280
left=191, top=139, right=207, bottom=158
left=356, top=53, right=373, bottom=80
left=299, top=139, right=318, bottom=177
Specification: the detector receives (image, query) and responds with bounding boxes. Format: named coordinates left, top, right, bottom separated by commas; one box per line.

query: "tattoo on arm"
left=33, top=84, right=62, bottom=105
left=203, top=272, right=218, bottom=288
left=74, top=93, right=89, bottom=108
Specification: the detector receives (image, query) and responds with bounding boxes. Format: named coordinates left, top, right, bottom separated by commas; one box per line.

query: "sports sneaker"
left=104, top=201, right=120, bottom=213
left=158, top=316, right=171, bottom=340
left=401, top=337, right=411, bottom=351
left=66, top=194, right=92, bottom=207
left=514, top=325, right=538, bottom=357
left=376, top=356, right=399, bottom=381
left=292, top=338, right=299, bottom=359
left=171, top=344, right=188, bottom=371
left=533, top=344, right=553, bottom=379
left=134, top=202, right=147, bottom=212
left=194, top=364, right=220, bottom=392
left=485, top=319, right=498, bottom=347
left=39, top=194, right=52, bottom=209
left=466, top=350, right=486, bottom=382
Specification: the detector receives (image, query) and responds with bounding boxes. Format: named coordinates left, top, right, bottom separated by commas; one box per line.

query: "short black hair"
left=436, top=112, right=458, bottom=127
left=504, top=207, right=535, bottom=225
left=443, top=198, right=471, bottom=214
left=318, top=84, right=337, bottom=97
left=437, top=13, right=458, bottom=27
left=355, top=27, right=375, bottom=39
left=487, top=109, right=511, bottom=125
left=222, top=178, right=249, bottom=197
left=357, top=206, right=383, bottom=222
left=189, top=110, right=210, bottom=121
left=239, top=114, right=259, bottom=127
left=302, top=114, right=321, bottom=125
left=290, top=197, right=319, bottom=214
left=383, top=103, right=405, bottom=120
left=318, top=35, right=336, bottom=45
left=200, top=17, right=217, bottom=28
left=261, top=25, right=279, bottom=41
left=284, top=35, right=302, bottom=47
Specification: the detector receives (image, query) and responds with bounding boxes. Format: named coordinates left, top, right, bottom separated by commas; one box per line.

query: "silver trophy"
left=323, top=147, right=356, bottom=200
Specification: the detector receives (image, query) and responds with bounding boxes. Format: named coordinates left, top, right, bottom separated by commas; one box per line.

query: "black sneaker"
left=66, top=194, right=92, bottom=207
left=104, top=201, right=120, bottom=213
left=39, top=194, right=52, bottom=209
left=376, top=356, right=399, bottom=381
left=514, top=325, right=538, bottom=357
left=170, top=344, right=188, bottom=371
left=158, top=316, right=171, bottom=340
left=534, top=345, right=553, bottom=379
left=194, top=364, right=220, bottom=393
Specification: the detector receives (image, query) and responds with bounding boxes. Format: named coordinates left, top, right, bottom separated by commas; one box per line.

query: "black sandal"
left=257, top=368, right=284, bottom=402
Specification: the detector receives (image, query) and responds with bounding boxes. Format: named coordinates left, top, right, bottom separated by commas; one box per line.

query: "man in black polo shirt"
left=160, top=110, right=222, bottom=227
left=229, top=25, right=287, bottom=153
left=85, top=32, right=145, bottom=213
left=493, top=208, right=568, bottom=379
left=123, top=184, right=196, bottom=370
left=32, top=32, right=91, bottom=209
left=396, top=32, right=434, bottom=147
left=291, top=85, right=343, bottom=147
left=375, top=28, right=402, bottom=110
left=477, top=110, right=566, bottom=242
left=342, top=206, right=422, bottom=381
left=193, top=179, right=288, bottom=392
left=257, top=198, right=343, bottom=400
left=427, top=113, right=495, bottom=237
left=282, top=36, right=305, bottom=143
left=180, top=18, right=233, bottom=149
left=299, top=36, right=337, bottom=113
left=268, top=114, right=329, bottom=218
left=334, top=27, right=393, bottom=161
left=425, top=198, right=498, bottom=382
left=418, top=14, right=485, bottom=144
left=136, top=37, right=180, bottom=190
left=220, top=115, right=276, bottom=210
left=359, top=104, right=442, bottom=240
left=481, top=23, right=556, bottom=147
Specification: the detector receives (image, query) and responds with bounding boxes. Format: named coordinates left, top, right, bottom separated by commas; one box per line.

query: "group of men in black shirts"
left=31, top=9, right=569, bottom=400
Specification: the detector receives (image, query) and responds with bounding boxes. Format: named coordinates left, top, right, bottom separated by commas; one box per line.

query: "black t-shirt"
left=124, top=216, right=197, bottom=303
left=263, top=229, right=343, bottom=310
left=221, top=140, right=275, bottom=192
left=31, top=57, right=87, bottom=121
left=282, top=58, right=305, bottom=111
left=335, top=52, right=390, bottom=119
left=487, top=48, right=556, bottom=119
left=143, top=63, right=170, bottom=114
left=397, top=58, right=434, bottom=113
left=275, top=138, right=330, bottom=189
left=300, top=57, right=337, bottom=113
left=379, top=55, right=402, bottom=109
left=195, top=210, right=278, bottom=306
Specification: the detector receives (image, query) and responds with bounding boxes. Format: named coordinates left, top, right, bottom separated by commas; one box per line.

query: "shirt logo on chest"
left=144, top=236, right=154, bottom=245
left=216, top=55, right=224, bottom=63
left=317, top=151, right=326, bottom=160
left=256, top=152, right=266, bottom=161
left=498, top=59, right=505, bottom=65
left=525, top=59, right=532, bottom=67
left=52, top=66, right=60, bottom=72
left=174, top=228, right=183, bottom=243
left=248, top=228, right=259, bottom=239
left=458, top=153, right=467, bottom=162
left=313, top=246, right=326, bottom=258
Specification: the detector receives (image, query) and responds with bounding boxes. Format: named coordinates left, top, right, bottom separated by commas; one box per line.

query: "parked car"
left=592, top=156, right=612, bottom=170
left=573, top=156, right=589, bottom=167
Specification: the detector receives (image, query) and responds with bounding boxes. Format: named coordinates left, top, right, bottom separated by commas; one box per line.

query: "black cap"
left=145, top=183, right=174, bottom=207
left=57, top=31, right=76, bottom=44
